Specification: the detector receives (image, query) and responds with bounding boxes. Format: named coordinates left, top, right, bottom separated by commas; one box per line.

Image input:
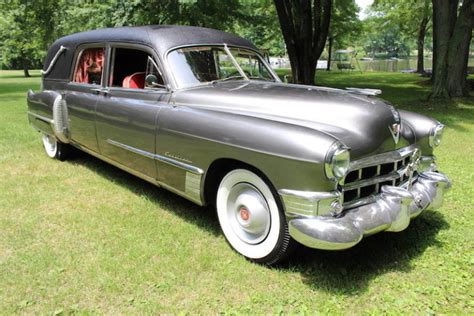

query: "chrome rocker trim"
left=286, top=171, right=451, bottom=250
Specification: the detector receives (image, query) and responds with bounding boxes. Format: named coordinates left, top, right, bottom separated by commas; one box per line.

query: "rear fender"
left=27, top=90, right=70, bottom=143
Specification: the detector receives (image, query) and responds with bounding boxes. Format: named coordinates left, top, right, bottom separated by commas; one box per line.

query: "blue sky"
left=356, top=0, right=374, bottom=19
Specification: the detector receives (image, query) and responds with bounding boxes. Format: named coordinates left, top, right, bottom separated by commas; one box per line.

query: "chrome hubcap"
left=226, top=183, right=271, bottom=245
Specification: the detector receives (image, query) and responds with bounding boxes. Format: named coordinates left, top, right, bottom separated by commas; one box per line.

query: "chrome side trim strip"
left=27, top=111, right=54, bottom=124
left=106, top=139, right=204, bottom=175
left=155, top=153, right=204, bottom=175
left=107, top=139, right=154, bottom=158
left=72, top=143, right=204, bottom=206
left=41, top=46, right=67, bottom=75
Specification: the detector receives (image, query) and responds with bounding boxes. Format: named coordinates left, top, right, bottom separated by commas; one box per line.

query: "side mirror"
left=145, top=74, right=167, bottom=89
left=145, top=74, right=158, bottom=86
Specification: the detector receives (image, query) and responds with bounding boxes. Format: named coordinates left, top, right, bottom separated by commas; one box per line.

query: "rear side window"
left=73, top=47, right=105, bottom=85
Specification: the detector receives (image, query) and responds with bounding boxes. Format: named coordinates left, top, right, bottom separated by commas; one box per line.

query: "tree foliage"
left=0, top=0, right=58, bottom=76
left=371, top=0, right=431, bottom=72
left=0, top=0, right=243, bottom=75
left=361, top=17, right=412, bottom=58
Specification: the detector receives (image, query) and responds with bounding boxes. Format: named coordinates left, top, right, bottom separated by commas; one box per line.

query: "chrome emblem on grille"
left=389, top=123, right=401, bottom=144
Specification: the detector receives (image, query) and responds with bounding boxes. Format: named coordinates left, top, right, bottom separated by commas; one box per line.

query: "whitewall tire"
left=216, top=169, right=294, bottom=265
left=41, top=134, right=68, bottom=161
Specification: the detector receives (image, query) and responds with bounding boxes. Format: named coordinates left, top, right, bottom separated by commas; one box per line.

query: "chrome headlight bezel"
left=325, top=142, right=350, bottom=180
left=429, top=123, right=444, bottom=148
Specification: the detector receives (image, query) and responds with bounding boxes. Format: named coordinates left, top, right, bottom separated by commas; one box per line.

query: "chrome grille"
left=342, top=146, right=417, bottom=207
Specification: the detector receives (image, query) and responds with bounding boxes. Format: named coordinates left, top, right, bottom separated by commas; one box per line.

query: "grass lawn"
left=0, top=70, right=472, bottom=314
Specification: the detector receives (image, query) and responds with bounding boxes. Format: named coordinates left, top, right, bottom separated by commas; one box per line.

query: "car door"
left=95, top=45, right=170, bottom=179
left=65, top=44, right=107, bottom=152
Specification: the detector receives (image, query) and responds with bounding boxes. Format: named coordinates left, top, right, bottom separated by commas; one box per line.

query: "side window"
left=109, top=47, right=165, bottom=89
left=73, top=47, right=105, bottom=85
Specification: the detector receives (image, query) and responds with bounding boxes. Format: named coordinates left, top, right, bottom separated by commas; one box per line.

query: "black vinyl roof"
left=43, top=25, right=257, bottom=80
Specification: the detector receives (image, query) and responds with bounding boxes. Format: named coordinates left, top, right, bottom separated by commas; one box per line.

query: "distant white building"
left=269, top=57, right=290, bottom=69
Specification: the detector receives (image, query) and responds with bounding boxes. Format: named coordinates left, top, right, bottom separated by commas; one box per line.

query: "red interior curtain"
left=74, top=48, right=105, bottom=84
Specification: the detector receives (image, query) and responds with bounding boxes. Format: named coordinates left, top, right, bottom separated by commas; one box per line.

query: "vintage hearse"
left=27, top=25, right=450, bottom=265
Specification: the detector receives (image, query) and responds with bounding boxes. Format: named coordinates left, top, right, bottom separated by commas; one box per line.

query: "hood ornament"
left=389, top=123, right=401, bottom=144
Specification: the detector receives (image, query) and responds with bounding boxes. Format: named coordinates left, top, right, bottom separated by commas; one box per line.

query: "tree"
left=361, top=16, right=412, bottom=58
left=235, top=0, right=286, bottom=56
left=0, top=0, right=58, bottom=77
left=371, top=0, right=431, bottom=73
left=274, top=0, right=332, bottom=84
left=326, top=0, right=361, bottom=71
left=431, top=0, right=473, bottom=98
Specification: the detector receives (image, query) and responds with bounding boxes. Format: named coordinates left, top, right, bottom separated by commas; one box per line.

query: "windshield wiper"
left=209, top=75, right=246, bottom=85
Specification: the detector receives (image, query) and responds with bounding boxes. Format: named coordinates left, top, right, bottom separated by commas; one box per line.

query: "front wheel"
left=41, top=134, right=69, bottom=161
left=216, top=169, right=295, bottom=265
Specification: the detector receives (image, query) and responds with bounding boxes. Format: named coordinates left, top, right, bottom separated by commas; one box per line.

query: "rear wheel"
left=41, top=134, right=69, bottom=161
left=216, top=169, right=294, bottom=265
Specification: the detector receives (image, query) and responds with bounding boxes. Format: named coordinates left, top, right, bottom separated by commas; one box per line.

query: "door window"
left=109, top=47, right=165, bottom=89
left=73, top=47, right=105, bottom=85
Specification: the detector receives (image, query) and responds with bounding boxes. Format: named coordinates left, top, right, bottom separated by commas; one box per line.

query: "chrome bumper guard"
left=288, top=171, right=451, bottom=250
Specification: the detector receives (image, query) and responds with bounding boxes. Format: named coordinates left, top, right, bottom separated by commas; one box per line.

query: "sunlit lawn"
left=0, top=70, right=472, bottom=314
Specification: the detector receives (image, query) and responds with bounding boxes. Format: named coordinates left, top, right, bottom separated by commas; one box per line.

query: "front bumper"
left=287, top=171, right=451, bottom=250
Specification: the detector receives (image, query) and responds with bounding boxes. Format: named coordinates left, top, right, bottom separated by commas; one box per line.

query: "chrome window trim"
left=104, top=43, right=171, bottom=91
left=106, top=86, right=169, bottom=94
left=106, top=139, right=204, bottom=175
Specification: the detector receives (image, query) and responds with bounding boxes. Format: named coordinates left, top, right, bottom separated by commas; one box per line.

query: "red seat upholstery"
left=122, top=72, right=145, bottom=89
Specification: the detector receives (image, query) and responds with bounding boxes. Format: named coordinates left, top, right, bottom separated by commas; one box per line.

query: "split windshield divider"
left=223, top=44, right=249, bottom=81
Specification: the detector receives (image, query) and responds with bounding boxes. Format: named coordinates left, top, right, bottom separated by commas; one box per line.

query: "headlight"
left=429, top=123, right=444, bottom=147
left=325, top=143, right=350, bottom=180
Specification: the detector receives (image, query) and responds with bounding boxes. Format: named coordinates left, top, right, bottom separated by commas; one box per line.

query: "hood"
left=172, top=81, right=411, bottom=159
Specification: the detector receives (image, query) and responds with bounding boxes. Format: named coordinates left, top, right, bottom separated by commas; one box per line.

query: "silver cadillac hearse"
left=27, top=25, right=451, bottom=265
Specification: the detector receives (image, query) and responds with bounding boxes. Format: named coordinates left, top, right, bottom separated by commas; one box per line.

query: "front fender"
left=399, top=110, right=439, bottom=155
left=156, top=105, right=340, bottom=193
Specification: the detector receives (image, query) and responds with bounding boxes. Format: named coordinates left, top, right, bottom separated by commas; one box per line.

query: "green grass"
left=1, top=70, right=473, bottom=314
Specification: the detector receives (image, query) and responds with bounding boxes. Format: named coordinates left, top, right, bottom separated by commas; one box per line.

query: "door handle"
left=92, top=88, right=109, bottom=95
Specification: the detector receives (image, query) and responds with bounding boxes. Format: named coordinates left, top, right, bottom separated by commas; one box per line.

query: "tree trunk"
left=274, top=0, right=332, bottom=85
left=431, top=0, right=473, bottom=99
left=416, top=17, right=429, bottom=73
left=446, top=0, right=473, bottom=97
left=22, top=57, right=30, bottom=78
left=327, top=35, right=333, bottom=71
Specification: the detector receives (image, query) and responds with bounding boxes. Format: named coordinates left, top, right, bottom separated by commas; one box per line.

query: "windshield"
left=167, top=46, right=276, bottom=88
